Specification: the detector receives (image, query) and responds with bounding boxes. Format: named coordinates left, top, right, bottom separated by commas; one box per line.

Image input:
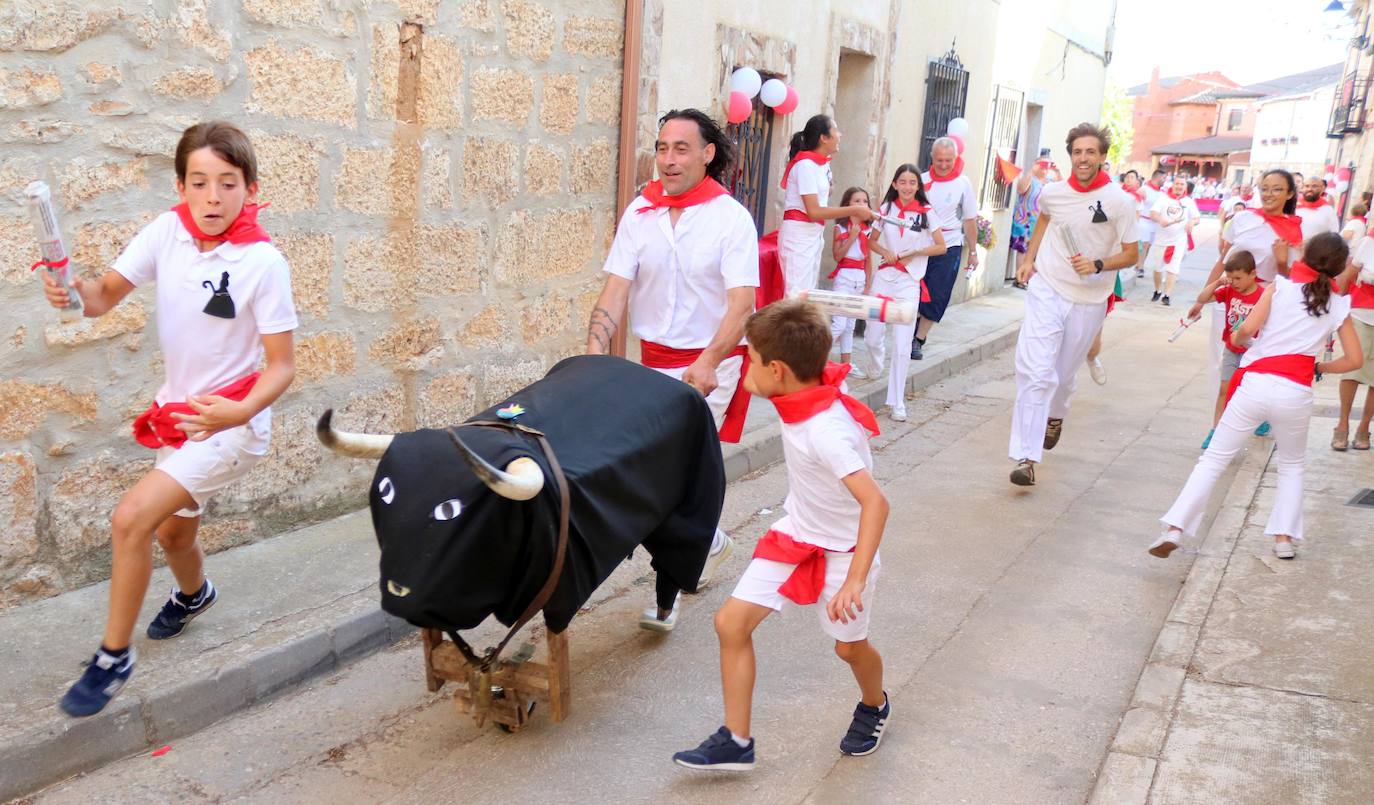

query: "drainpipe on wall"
left=612, top=0, right=644, bottom=358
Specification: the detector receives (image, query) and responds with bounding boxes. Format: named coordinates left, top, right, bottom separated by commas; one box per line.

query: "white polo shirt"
left=1036, top=178, right=1139, bottom=306
left=875, top=201, right=936, bottom=282
left=603, top=192, right=759, bottom=349
left=113, top=211, right=298, bottom=407
left=771, top=399, right=872, bottom=551
left=1297, top=203, right=1340, bottom=242
left=920, top=172, right=977, bottom=247
left=783, top=159, right=832, bottom=215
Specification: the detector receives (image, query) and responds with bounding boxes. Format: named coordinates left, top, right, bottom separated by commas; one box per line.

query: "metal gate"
left=919, top=44, right=970, bottom=170
left=727, top=99, right=775, bottom=234
left=980, top=85, right=1024, bottom=211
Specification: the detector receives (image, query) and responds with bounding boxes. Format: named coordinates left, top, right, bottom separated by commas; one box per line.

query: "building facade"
left=1125, top=69, right=1241, bottom=170
left=1327, top=1, right=1374, bottom=215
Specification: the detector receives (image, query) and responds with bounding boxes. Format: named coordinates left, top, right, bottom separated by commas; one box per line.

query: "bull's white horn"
left=448, top=430, right=545, bottom=501
left=316, top=409, right=394, bottom=459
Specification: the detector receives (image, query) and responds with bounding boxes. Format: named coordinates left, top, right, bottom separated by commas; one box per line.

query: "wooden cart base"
left=421, top=625, right=571, bottom=732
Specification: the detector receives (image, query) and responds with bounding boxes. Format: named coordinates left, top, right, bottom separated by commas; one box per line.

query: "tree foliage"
left=1101, top=83, right=1134, bottom=168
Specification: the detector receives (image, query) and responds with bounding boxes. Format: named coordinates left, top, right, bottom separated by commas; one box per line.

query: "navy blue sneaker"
left=59, top=648, right=135, bottom=717
left=146, top=579, right=217, bottom=640
left=839, top=693, right=890, bottom=756
left=672, top=726, right=755, bottom=771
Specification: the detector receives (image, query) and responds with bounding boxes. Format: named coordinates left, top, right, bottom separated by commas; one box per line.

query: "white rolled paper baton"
left=25, top=181, right=84, bottom=322
left=872, top=211, right=924, bottom=232
left=1167, top=315, right=1201, bottom=342
left=795, top=288, right=917, bottom=325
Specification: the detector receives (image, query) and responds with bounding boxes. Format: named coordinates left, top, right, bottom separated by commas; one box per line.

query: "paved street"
left=23, top=220, right=1374, bottom=805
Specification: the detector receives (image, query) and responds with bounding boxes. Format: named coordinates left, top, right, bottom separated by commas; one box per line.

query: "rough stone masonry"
left=0, top=0, right=626, bottom=609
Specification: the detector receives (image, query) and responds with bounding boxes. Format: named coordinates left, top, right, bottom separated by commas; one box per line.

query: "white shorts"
left=1147, top=241, right=1186, bottom=275
left=154, top=415, right=269, bottom=517
left=1138, top=219, right=1156, bottom=244
left=731, top=550, right=880, bottom=642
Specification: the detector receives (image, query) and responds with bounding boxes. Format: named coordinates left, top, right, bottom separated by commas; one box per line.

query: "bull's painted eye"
left=378, top=476, right=395, bottom=504
left=431, top=498, right=463, bottom=521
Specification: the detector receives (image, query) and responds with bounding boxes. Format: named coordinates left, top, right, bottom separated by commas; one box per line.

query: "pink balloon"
left=726, top=91, right=752, bottom=124
left=775, top=85, right=799, bottom=116
left=950, top=134, right=965, bottom=155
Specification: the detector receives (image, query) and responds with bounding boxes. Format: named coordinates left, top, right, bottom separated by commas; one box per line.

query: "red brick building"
left=1126, top=68, right=1241, bottom=170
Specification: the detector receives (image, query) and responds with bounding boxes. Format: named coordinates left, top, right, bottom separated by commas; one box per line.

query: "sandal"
left=1355, top=431, right=1371, bottom=451
left=1332, top=428, right=1349, bottom=452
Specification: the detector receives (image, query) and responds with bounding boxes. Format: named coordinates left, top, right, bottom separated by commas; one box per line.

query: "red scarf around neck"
left=637, top=177, right=729, bottom=214
left=769, top=362, right=879, bottom=437
left=1297, top=196, right=1328, bottom=210
left=780, top=150, right=831, bottom=190
left=1125, top=186, right=1145, bottom=203
left=173, top=202, right=271, bottom=244
left=1258, top=210, right=1304, bottom=246
left=889, top=198, right=930, bottom=218
left=928, top=158, right=965, bottom=184
left=1166, top=186, right=1188, bottom=200
left=1148, top=179, right=1164, bottom=192
left=1068, top=170, right=1111, bottom=193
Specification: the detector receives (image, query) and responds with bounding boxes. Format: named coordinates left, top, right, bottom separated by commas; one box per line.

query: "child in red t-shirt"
left=1188, top=249, right=1264, bottom=449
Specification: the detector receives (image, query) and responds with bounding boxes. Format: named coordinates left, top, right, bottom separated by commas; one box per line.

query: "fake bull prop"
left=317, top=355, right=725, bottom=729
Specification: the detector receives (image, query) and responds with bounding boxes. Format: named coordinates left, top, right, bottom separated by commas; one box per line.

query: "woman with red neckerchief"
left=777, top=114, right=874, bottom=297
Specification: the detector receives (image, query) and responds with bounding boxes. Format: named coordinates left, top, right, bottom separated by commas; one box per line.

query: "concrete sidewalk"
left=1091, top=358, right=1374, bottom=803
left=0, top=290, right=1025, bottom=801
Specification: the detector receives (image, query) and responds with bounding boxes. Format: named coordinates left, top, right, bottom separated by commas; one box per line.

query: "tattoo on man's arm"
left=588, top=306, right=618, bottom=352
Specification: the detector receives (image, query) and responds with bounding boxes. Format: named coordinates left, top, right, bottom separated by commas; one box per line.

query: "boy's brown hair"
left=745, top=299, right=831, bottom=382
left=1223, top=249, right=1256, bottom=273
left=175, top=120, right=258, bottom=186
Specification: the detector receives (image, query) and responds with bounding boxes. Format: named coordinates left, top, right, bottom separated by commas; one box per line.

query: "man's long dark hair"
left=880, top=164, right=930, bottom=230
left=1262, top=168, right=1298, bottom=215
left=659, top=108, right=737, bottom=184
left=789, top=114, right=833, bottom=161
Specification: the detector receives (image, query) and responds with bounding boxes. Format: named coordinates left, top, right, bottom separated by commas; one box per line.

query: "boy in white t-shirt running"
left=673, top=300, right=889, bottom=771
left=41, top=121, right=299, bottom=717
left=1146, top=175, right=1196, bottom=306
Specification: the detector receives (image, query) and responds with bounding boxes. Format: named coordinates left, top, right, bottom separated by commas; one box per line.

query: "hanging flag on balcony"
left=996, top=152, right=1022, bottom=184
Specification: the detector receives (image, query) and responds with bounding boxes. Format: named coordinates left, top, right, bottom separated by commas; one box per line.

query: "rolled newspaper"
left=1168, top=315, right=1201, bottom=342
left=795, top=288, right=917, bottom=325
left=25, top=181, right=84, bottom=322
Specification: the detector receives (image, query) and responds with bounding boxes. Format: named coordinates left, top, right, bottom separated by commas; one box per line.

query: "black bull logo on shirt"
left=315, top=355, right=726, bottom=635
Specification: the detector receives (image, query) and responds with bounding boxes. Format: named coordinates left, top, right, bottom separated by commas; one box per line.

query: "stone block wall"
left=0, top=0, right=625, bottom=608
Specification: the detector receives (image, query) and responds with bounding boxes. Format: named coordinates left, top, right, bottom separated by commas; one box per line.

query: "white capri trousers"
left=1162, top=372, right=1313, bottom=540
left=829, top=269, right=867, bottom=354
left=862, top=267, right=921, bottom=412
left=1009, top=273, right=1107, bottom=463
left=779, top=219, right=826, bottom=297
left=1208, top=302, right=1225, bottom=387
left=648, top=353, right=744, bottom=430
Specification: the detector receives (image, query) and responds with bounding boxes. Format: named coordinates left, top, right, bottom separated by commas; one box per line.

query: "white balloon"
left=730, top=67, right=762, bottom=99
left=1337, top=179, right=1350, bottom=192
left=759, top=78, right=787, bottom=108
left=946, top=117, right=969, bottom=138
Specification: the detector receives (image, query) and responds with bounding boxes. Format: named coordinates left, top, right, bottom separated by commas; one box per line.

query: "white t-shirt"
left=1346, top=236, right=1374, bottom=325
left=1150, top=193, right=1195, bottom=247
left=1225, top=210, right=1283, bottom=282
left=1036, top=178, right=1139, bottom=305
left=1241, top=276, right=1351, bottom=368
left=875, top=201, right=936, bottom=282
left=1297, top=203, right=1340, bottom=242
left=920, top=172, right=977, bottom=247
left=1341, top=216, right=1366, bottom=242
left=113, top=211, right=298, bottom=409
left=603, top=192, right=760, bottom=349
left=834, top=222, right=868, bottom=264
left=1140, top=183, right=1163, bottom=221
left=772, top=399, right=873, bottom=551
left=783, top=159, right=832, bottom=216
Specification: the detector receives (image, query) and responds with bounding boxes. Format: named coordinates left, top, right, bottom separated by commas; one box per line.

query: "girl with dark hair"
left=1152, top=232, right=1363, bottom=561
left=862, top=164, right=945, bottom=422
left=778, top=114, right=874, bottom=296
left=828, top=187, right=875, bottom=370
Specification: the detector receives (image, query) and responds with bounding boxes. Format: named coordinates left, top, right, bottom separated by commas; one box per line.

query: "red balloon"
left=775, top=85, right=799, bottom=116
left=950, top=134, right=965, bottom=155
left=726, top=91, right=752, bottom=124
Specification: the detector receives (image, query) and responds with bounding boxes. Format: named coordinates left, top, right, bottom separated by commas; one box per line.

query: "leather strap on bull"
left=443, top=420, right=571, bottom=672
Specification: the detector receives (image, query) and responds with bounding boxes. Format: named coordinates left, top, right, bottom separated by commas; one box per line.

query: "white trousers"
left=829, top=269, right=866, bottom=354
left=864, top=267, right=920, bottom=412
left=1208, top=302, right=1225, bottom=387
left=779, top=219, right=826, bottom=297
left=1009, top=273, right=1107, bottom=462
left=648, top=353, right=744, bottom=429
left=1162, top=372, right=1312, bottom=539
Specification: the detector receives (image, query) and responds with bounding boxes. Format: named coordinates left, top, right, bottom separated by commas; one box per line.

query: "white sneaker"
left=697, top=532, right=735, bottom=590
left=1088, top=356, right=1107, bottom=385
left=639, top=594, right=680, bottom=632
left=1148, top=530, right=1181, bottom=558
left=1273, top=540, right=1296, bottom=560
left=849, top=363, right=868, bottom=379
left=889, top=407, right=907, bottom=423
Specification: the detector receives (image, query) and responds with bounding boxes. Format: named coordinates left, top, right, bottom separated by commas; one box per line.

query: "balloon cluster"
left=945, top=117, right=968, bottom=155
left=726, top=67, right=798, bottom=124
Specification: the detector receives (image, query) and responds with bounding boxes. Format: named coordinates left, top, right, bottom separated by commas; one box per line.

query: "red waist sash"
left=783, top=209, right=820, bottom=225
left=828, top=257, right=866, bottom=279
left=752, top=529, right=853, bottom=605
left=133, top=372, right=260, bottom=449
left=878, top=263, right=932, bottom=302
left=1224, top=354, right=1314, bottom=404
left=640, top=342, right=751, bottom=443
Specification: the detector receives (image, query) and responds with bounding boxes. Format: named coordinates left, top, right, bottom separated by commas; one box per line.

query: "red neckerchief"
left=1068, top=170, right=1111, bottom=193
left=1148, top=180, right=1164, bottom=192
left=1240, top=191, right=1254, bottom=202
left=928, top=158, right=965, bottom=184
left=751, top=529, right=851, bottom=605
left=1289, top=260, right=1334, bottom=288
left=889, top=198, right=930, bottom=218
left=1124, top=186, right=1144, bottom=203
left=636, top=177, right=729, bottom=214
left=1166, top=187, right=1187, bottom=200
left=769, top=362, right=879, bottom=437
left=172, top=202, right=271, bottom=244
left=1354, top=216, right=1368, bottom=226
left=132, top=373, right=260, bottom=449
left=1297, top=197, right=1328, bottom=210
left=1258, top=210, right=1304, bottom=246
left=780, top=150, right=831, bottom=190
left=836, top=221, right=871, bottom=263
left=1225, top=355, right=1315, bottom=405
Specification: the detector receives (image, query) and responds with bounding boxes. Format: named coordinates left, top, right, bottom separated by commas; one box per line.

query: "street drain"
left=1347, top=488, right=1374, bottom=508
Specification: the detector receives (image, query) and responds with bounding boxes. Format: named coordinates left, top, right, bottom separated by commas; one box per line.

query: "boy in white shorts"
left=41, top=121, right=298, bottom=717
left=672, top=300, right=890, bottom=771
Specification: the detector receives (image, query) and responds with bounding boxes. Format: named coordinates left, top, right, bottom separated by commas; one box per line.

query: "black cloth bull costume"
left=317, top=355, right=725, bottom=643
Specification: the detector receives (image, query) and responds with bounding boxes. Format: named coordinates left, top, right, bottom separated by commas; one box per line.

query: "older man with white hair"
left=911, top=136, right=979, bottom=360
